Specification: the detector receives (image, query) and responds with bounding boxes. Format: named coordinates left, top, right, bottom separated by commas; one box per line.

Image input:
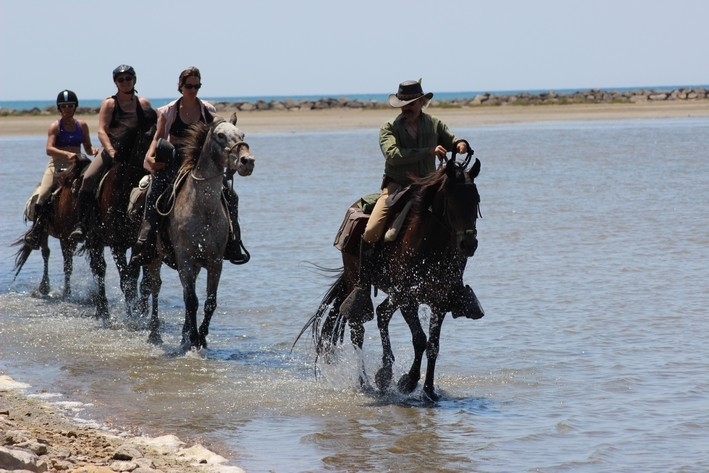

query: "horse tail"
left=293, top=268, right=349, bottom=358
left=10, top=233, right=34, bottom=279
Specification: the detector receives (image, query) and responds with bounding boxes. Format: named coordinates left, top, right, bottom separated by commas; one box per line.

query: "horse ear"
left=468, top=158, right=481, bottom=179
left=229, top=112, right=238, bottom=125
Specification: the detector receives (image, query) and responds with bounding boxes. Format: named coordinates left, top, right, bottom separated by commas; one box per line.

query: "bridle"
left=190, top=126, right=249, bottom=182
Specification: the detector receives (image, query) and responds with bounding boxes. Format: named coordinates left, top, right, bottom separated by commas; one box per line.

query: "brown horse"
left=12, top=161, right=90, bottom=299
left=299, top=155, right=483, bottom=401
left=82, top=110, right=157, bottom=320
left=139, top=117, right=255, bottom=350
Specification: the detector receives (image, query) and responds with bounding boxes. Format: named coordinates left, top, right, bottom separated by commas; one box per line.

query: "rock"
left=112, top=444, right=143, bottom=461
left=0, top=445, right=47, bottom=472
left=109, top=459, right=137, bottom=471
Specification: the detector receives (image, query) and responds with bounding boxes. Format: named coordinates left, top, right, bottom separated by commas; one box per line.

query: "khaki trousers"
left=35, top=155, right=74, bottom=204
left=363, top=181, right=402, bottom=244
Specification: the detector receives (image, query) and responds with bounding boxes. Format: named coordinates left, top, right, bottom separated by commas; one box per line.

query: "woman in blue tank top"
left=24, top=90, right=98, bottom=249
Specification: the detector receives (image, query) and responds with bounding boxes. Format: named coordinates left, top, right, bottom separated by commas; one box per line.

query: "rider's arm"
left=97, top=97, right=115, bottom=157
left=80, top=121, right=99, bottom=156
left=143, top=108, right=169, bottom=173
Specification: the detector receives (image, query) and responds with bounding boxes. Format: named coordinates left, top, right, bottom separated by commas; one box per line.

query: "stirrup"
left=225, top=240, right=250, bottom=265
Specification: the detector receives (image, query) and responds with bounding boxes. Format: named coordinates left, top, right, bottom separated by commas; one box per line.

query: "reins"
left=155, top=131, right=249, bottom=217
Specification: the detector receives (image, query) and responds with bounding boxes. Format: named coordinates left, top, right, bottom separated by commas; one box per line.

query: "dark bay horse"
left=12, top=161, right=90, bottom=298
left=300, top=156, right=483, bottom=401
left=83, top=110, right=157, bottom=319
left=140, top=117, right=255, bottom=350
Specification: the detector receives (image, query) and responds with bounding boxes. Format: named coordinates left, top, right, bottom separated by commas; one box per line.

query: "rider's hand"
left=456, top=141, right=469, bottom=155
left=144, top=154, right=166, bottom=173
left=431, top=145, right=447, bottom=160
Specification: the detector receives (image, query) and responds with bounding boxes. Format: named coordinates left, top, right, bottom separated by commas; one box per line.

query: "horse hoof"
left=375, top=366, right=393, bottom=392
left=147, top=332, right=163, bottom=345
left=397, top=374, right=419, bottom=394
left=422, top=388, right=440, bottom=403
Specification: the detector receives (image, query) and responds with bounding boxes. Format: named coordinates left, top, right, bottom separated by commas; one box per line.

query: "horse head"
left=208, top=120, right=255, bottom=177
left=440, top=155, right=481, bottom=257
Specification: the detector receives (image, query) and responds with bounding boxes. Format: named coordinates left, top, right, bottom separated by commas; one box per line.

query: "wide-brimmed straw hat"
left=388, top=79, right=434, bottom=107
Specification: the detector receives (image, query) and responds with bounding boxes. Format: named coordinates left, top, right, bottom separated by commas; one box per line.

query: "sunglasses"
left=59, top=103, right=76, bottom=109
left=183, top=83, right=201, bottom=90
left=116, top=76, right=134, bottom=83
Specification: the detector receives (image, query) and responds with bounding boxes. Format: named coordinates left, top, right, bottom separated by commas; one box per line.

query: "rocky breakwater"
left=2, top=87, right=707, bottom=116
left=211, top=87, right=708, bottom=112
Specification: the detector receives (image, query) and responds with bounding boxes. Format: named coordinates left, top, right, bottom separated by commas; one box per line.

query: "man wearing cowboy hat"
left=340, top=79, right=475, bottom=321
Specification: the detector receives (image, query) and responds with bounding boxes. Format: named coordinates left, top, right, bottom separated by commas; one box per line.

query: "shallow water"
left=1, top=117, right=708, bottom=472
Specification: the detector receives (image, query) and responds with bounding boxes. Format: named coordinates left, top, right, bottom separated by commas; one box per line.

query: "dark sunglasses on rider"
left=59, top=103, right=76, bottom=109
left=183, top=83, right=201, bottom=90
left=116, top=76, right=134, bottom=83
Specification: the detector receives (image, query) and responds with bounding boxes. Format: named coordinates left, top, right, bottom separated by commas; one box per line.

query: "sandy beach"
left=2, top=100, right=708, bottom=472
left=2, top=101, right=709, bottom=137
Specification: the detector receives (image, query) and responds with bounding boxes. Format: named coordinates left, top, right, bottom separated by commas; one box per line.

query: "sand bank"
left=2, top=101, right=708, bottom=137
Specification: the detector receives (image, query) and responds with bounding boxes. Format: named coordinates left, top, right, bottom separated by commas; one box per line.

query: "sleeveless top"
left=169, top=98, right=207, bottom=151
left=55, top=119, right=84, bottom=148
left=110, top=95, right=150, bottom=154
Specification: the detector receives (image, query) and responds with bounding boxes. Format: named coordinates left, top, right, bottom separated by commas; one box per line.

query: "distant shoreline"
left=2, top=100, right=709, bottom=137
left=2, top=86, right=707, bottom=117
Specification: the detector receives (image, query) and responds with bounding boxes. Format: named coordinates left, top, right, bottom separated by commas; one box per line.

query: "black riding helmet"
left=113, top=64, right=136, bottom=81
left=56, top=89, right=79, bottom=110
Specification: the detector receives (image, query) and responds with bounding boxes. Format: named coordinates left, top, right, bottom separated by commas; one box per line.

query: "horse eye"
left=217, top=132, right=226, bottom=140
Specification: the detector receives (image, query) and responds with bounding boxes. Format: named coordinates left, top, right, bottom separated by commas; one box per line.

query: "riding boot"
left=338, top=237, right=376, bottom=323
left=223, top=184, right=249, bottom=265
left=130, top=215, right=159, bottom=266
left=450, top=284, right=485, bottom=320
left=25, top=202, right=51, bottom=250
left=130, top=183, right=165, bottom=266
left=69, top=190, right=94, bottom=242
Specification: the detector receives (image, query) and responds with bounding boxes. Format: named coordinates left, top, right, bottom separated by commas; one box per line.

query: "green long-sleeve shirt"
left=378, top=112, right=459, bottom=187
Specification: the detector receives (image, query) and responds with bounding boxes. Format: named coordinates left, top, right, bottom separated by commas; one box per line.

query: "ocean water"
left=0, top=115, right=708, bottom=472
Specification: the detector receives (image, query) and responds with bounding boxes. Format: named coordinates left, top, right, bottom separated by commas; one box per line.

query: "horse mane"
left=178, top=117, right=225, bottom=174
left=408, top=165, right=451, bottom=217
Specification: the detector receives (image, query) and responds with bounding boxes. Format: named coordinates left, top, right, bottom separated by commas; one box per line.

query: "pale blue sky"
left=1, top=0, right=706, bottom=101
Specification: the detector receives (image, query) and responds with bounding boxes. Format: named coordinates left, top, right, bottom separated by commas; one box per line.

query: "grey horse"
left=140, top=116, right=255, bottom=350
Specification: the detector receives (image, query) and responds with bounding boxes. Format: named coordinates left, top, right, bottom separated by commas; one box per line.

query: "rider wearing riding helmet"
left=24, top=90, right=98, bottom=248
left=70, top=64, right=154, bottom=241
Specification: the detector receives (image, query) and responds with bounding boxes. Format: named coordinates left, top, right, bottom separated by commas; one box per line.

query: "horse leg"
left=179, top=268, right=200, bottom=350
left=348, top=321, right=371, bottom=389
left=142, top=261, right=163, bottom=345
left=87, top=245, right=109, bottom=321
left=375, top=297, right=397, bottom=392
left=397, top=303, right=427, bottom=395
left=422, top=310, right=446, bottom=402
left=60, top=239, right=74, bottom=300
left=198, top=266, right=222, bottom=349
left=38, top=241, right=50, bottom=296
left=112, top=249, right=139, bottom=317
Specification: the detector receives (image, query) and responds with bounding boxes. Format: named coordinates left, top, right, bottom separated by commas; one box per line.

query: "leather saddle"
left=333, top=186, right=414, bottom=254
